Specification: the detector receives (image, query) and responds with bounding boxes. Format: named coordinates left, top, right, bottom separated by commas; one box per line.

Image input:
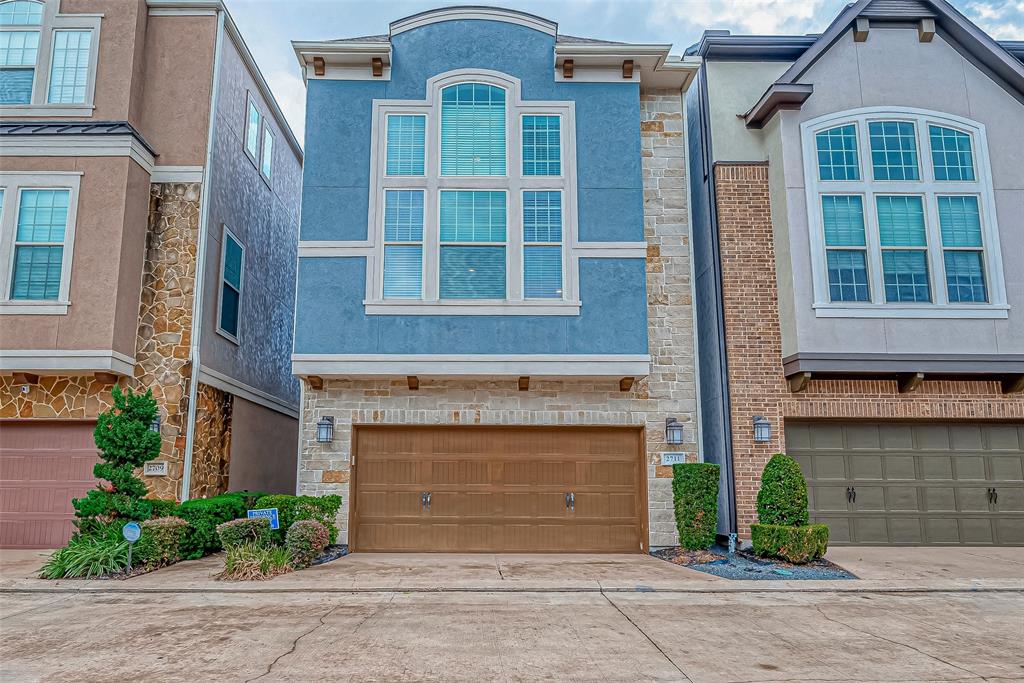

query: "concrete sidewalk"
left=2, top=547, right=1022, bottom=594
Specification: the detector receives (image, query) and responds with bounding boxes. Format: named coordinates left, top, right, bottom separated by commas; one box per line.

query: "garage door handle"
left=992, top=488, right=998, bottom=505
left=426, top=492, right=432, bottom=510
left=570, top=492, right=575, bottom=511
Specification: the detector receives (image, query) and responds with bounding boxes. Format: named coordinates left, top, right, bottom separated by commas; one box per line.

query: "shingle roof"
left=0, top=120, right=157, bottom=155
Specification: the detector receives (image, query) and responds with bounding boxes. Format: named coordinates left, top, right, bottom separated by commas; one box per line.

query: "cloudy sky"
left=222, top=0, right=1024, bottom=144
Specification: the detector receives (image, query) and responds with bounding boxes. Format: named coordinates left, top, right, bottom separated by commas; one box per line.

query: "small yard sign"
left=144, top=461, right=168, bottom=476
left=247, top=507, right=280, bottom=530
left=660, top=452, right=687, bottom=466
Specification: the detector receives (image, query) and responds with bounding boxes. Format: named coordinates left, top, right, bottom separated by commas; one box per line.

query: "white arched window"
left=0, top=0, right=100, bottom=113
left=801, top=107, right=1007, bottom=318
left=364, top=69, right=580, bottom=315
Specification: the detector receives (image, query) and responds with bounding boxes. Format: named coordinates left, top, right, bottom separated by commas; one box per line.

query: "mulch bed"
left=651, top=545, right=856, bottom=580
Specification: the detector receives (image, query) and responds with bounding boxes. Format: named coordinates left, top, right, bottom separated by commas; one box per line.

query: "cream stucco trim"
left=150, top=166, right=204, bottom=183
left=292, top=354, right=651, bottom=379
left=389, top=7, right=557, bottom=37
left=800, top=106, right=1008, bottom=318
left=197, top=365, right=299, bottom=418
left=1, top=349, right=135, bottom=375
left=0, top=136, right=156, bottom=173
left=362, top=300, right=581, bottom=316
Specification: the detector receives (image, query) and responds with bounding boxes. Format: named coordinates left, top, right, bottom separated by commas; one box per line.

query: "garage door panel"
left=788, top=422, right=1024, bottom=547
left=352, top=427, right=644, bottom=552
left=995, top=518, right=1024, bottom=544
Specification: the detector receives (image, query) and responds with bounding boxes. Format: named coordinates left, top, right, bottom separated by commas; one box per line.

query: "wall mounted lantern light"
left=149, top=415, right=161, bottom=433
left=316, top=416, right=335, bottom=443
left=753, top=416, right=772, bottom=443
left=665, top=418, right=685, bottom=446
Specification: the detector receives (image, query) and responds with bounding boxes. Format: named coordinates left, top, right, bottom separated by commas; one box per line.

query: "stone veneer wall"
left=188, top=383, right=233, bottom=499
left=133, top=183, right=202, bottom=500
left=713, top=162, right=1024, bottom=538
left=298, top=90, right=700, bottom=548
left=0, top=375, right=123, bottom=419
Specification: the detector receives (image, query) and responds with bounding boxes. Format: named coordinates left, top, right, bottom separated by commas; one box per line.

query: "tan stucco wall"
left=0, top=156, right=148, bottom=358
left=135, top=15, right=217, bottom=166
left=706, top=60, right=790, bottom=162
left=228, top=397, right=298, bottom=495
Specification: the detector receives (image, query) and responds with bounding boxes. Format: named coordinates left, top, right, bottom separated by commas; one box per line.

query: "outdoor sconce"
left=753, top=416, right=772, bottom=443
left=316, top=416, right=335, bottom=443
left=149, top=415, right=161, bottom=433
left=665, top=418, right=685, bottom=445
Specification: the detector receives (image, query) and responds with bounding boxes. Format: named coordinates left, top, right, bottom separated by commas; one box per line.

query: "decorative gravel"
left=311, top=544, right=348, bottom=566
left=651, top=545, right=856, bottom=580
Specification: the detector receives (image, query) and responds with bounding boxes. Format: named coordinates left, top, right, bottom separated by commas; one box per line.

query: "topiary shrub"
left=672, top=463, right=720, bottom=550
left=756, top=454, right=809, bottom=527
left=216, top=517, right=272, bottom=550
left=72, top=387, right=161, bottom=535
left=751, top=524, right=829, bottom=564
left=286, top=520, right=330, bottom=568
left=253, top=494, right=343, bottom=544
left=137, top=517, right=189, bottom=568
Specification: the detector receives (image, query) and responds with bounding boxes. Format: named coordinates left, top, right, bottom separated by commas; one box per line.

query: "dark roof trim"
left=686, top=32, right=818, bottom=60
left=782, top=352, right=1024, bottom=377
left=744, top=83, right=814, bottom=128
left=0, top=120, right=157, bottom=156
left=1002, top=40, right=1024, bottom=62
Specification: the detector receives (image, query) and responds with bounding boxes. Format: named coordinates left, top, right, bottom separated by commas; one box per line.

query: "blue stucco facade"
left=295, top=19, right=649, bottom=356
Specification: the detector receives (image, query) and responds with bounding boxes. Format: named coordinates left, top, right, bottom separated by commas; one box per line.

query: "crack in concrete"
left=0, top=595, right=69, bottom=621
left=245, top=603, right=343, bottom=682
left=601, top=592, right=692, bottom=681
left=494, top=556, right=505, bottom=581
left=813, top=604, right=992, bottom=681
left=959, top=551, right=1024, bottom=567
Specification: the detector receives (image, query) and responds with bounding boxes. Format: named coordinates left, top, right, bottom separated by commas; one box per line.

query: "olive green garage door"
left=786, top=422, right=1024, bottom=546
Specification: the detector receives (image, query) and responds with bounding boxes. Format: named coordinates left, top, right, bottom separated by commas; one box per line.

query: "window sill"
left=216, top=327, right=241, bottom=346
left=364, top=299, right=582, bottom=316
left=0, top=104, right=95, bottom=117
left=813, top=303, right=1009, bottom=319
left=0, top=301, right=70, bottom=315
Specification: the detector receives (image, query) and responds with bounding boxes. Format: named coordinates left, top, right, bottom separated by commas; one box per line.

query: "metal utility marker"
left=122, top=521, right=142, bottom=571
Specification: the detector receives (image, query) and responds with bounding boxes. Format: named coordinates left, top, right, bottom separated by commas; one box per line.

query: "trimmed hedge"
left=672, top=463, right=720, bottom=550
left=751, top=524, right=829, bottom=564
left=176, top=491, right=265, bottom=559
left=216, top=517, right=273, bottom=550
left=137, top=516, right=189, bottom=568
left=253, top=494, right=343, bottom=544
left=286, top=520, right=330, bottom=568
left=756, top=454, right=809, bottom=527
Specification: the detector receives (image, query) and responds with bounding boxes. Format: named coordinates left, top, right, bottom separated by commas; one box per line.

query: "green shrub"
left=40, top=535, right=131, bottom=579
left=253, top=494, right=343, bottom=544
left=73, top=387, right=161, bottom=530
left=136, top=517, right=189, bottom=568
left=756, top=454, right=809, bottom=527
left=219, top=543, right=293, bottom=581
left=751, top=524, right=829, bottom=564
left=672, top=463, right=720, bottom=550
left=147, top=498, right=180, bottom=519
left=176, top=492, right=263, bottom=559
left=286, top=520, right=330, bottom=568
left=216, top=517, right=272, bottom=550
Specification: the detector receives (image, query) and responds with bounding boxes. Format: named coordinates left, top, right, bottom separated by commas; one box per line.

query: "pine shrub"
left=672, top=463, right=720, bottom=550
left=756, top=454, right=809, bottom=526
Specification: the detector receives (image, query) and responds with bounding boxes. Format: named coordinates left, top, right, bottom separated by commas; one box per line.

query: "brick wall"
left=298, top=90, right=700, bottom=548
left=713, top=162, right=1024, bottom=537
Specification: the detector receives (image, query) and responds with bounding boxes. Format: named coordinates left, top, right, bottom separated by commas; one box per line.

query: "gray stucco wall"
left=200, top=32, right=302, bottom=407
left=228, top=396, right=298, bottom=494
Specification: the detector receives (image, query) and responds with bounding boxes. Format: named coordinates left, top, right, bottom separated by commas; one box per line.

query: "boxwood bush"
left=176, top=491, right=264, bottom=559
left=672, top=462, right=720, bottom=550
left=216, top=517, right=273, bottom=550
left=756, top=454, right=809, bottom=526
left=137, top=517, right=189, bottom=568
left=751, top=524, right=829, bottom=564
left=254, top=494, right=343, bottom=544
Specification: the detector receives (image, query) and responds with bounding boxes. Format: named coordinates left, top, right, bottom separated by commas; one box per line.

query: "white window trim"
left=260, top=122, right=275, bottom=185
left=801, top=106, right=1008, bottom=319
left=243, top=90, right=261, bottom=167
left=215, top=224, right=244, bottom=344
left=0, top=0, right=101, bottom=116
left=364, top=68, right=581, bottom=316
left=0, top=171, right=81, bottom=315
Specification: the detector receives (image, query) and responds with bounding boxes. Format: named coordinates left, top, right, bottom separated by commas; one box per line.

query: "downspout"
left=181, top=8, right=225, bottom=502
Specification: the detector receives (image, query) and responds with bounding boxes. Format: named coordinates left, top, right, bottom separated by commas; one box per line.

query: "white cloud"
left=651, top=0, right=831, bottom=36
left=263, top=69, right=308, bottom=147
left=964, top=1, right=1024, bottom=39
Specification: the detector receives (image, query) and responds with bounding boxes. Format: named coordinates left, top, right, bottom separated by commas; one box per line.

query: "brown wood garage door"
left=351, top=426, right=646, bottom=553
left=788, top=422, right=1024, bottom=546
left=0, top=421, right=99, bottom=549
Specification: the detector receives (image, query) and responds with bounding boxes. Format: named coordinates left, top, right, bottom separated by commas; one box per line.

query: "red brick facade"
left=713, top=163, right=1024, bottom=537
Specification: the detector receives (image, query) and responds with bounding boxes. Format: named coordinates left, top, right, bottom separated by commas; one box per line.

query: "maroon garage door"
left=0, top=421, right=99, bottom=549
